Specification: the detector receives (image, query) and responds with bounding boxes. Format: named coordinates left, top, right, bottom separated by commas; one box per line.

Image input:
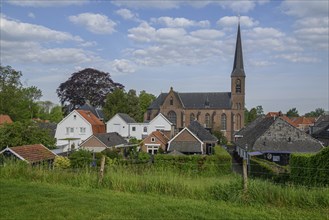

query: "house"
left=54, top=110, right=105, bottom=153
left=140, top=130, right=169, bottom=154
left=106, top=113, right=173, bottom=140
left=309, top=115, right=329, bottom=146
left=0, top=114, right=13, bottom=125
left=235, top=117, right=323, bottom=165
left=265, top=111, right=295, bottom=126
left=167, top=121, right=218, bottom=155
left=80, top=132, right=128, bottom=152
left=0, top=144, right=56, bottom=165
left=65, top=101, right=105, bottom=121
left=145, top=23, right=246, bottom=142
left=291, top=116, right=316, bottom=132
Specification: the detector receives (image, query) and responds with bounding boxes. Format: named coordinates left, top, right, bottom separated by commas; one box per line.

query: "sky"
left=1, top=0, right=328, bottom=115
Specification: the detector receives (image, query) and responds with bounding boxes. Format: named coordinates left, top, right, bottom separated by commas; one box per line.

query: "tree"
left=248, top=108, right=257, bottom=123
left=212, top=130, right=228, bottom=145
left=57, top=68, right=124, bottom=107
left=0, top=121, right=56, bottom=149
left=139, top=90, right=156, bottom=121
left=305, top=108, right=325, bottom=117
left=286, top=108, right=299, bottom=118
left=103, top=88, right=129, bottom=120
left=69, top=149, right=93, bottom=168
left=256, top=105, right=264, bottom=116
left=127, top=89, right=140, bottom=121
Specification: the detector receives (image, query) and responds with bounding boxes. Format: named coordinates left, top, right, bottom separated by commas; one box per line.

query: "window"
left=190, top=113, right=195, bottom=122
left=236, top=114, right=241, bottom=130
left=170, top=96, right=173, bottom=105
left=80, top=127, right=86, bottom=134
left=151, top=137, right=156, bottom=142
left=221, top=114, right=227, bottom=130
left=66, top=127, right=74, bottom=134
left=236, top=79, right=241, bottom=93
left=132, top=126, right=136, bottom=131
left=143, top=127, right=147, bottom=133
left=205, top=113, right=211, bottom=128
left=73, top=115, right=77, bottom=120
left=147, top=146, right=159, bottom=155
left=167, top=111, right=177, bottom=125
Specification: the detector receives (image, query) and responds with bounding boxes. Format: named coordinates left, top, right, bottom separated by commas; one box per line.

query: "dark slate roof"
left=312, top=124, right=329, bottom=138
left=235, top=116, right=265, bottom=137
left=117, top=113, right=136, bottom=123
left=169, top=141, right=202, bottom=153
left=37, top=122, right=57, bottom=138
left=188, top=121, right=218, bottom=143
left=236, top=117, right=323, bottom=153
left=148, top=92, right=231, bottom=110
left=231, top=23, right=245, bottom=77
left=78, top=103, right=104, bottom=120
left=95, top=132, right=127, bottom=147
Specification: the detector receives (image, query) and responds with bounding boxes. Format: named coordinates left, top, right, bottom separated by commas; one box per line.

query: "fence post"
left=98, top=155, right=106, bottom=185
left=243, top=159, right=248, bottom=193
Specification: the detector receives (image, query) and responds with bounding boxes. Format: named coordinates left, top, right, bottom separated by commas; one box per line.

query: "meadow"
left=0, top=161, right=328, bottom=219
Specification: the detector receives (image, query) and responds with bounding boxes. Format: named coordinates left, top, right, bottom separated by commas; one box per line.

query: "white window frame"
left=147, top=145, right=159, bottom=155
left=151, top=137, right=156, bottom=142
left=80, top=127, right=86, bottom=134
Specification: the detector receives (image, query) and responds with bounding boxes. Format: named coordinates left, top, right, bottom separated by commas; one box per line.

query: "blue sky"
left=1, top=0, right=328, bottom=115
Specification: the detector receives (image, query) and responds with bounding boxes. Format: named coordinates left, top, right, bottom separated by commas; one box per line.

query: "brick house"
left=140, top=130, right=169, bottom=154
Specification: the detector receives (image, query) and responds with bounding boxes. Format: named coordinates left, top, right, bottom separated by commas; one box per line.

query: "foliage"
left=54, top=156, right=71, bottom=169
left=286, top=107, right=299, bottom=118
left=248, top=108, right=257, bottom=123
left=57, top=68, right=124, bottom=107
left=102, top=148, right=122, bottom=159
left=290, top=147, right=329, bottom=186
left=0, top=121, right=56, bottom=149
left=69, top=149, right=93, bottom=168
left=212, top=130, right=227, bottom=145
left=255, top=105, right=264, bottom=116
left=304, top=108, right=325, bottom=117
left=0, top=65, right=42, bottom=121
left=103, top=89, right=156, bottom=122
left=36, top=102, right=63, bottom=123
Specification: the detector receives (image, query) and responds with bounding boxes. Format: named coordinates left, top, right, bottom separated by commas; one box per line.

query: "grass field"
left=1, top=179, right=329, bottom=220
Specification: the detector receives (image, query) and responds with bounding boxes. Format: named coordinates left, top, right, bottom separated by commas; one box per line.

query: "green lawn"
left=1, top=179, right=328, bottom=220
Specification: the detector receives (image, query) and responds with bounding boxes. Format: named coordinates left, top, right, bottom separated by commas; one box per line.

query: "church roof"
left=148, top=92, right=231, bottom=110
left=231, top=22, right=245, bottom=77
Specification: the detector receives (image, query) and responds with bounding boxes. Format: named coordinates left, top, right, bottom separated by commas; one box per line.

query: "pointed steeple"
left=231, top=21, right=245, bottom=77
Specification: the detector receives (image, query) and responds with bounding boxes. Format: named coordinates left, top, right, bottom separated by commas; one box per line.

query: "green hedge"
left=249, top=157, right=289, bottom=183
left=154, top=146, right=231, bottom=176
left=290, top=147, right=329, bottom=186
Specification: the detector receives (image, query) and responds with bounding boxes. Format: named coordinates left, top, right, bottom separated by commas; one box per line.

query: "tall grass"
left=1, top=160, right=328, bottom=209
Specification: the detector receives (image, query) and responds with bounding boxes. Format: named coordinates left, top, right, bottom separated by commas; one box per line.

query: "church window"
left=167, top=111, right=177, bottom=125
left=170, top=97, right=173, bottom=105
left=190, top=113, right=195, bottom=122
left=236, top=79, right=241, bottom=93
left=236, top=114, right=241, bottom=130
left=205, top=113, right=211, bottom=128
left=221, top=114, right=227, bottom=130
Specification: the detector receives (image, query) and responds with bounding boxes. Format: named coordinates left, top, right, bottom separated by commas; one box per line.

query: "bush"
left=54, top=156, right=70, bottom=169
left=290, top=147, right=329, bottom=186
left=69, top=149, right=93, bottom=168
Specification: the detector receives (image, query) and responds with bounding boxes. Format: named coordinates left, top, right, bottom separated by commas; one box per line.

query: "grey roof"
left=95, top=132, right=127, bottom=147
left=188, top=121, right=218, bottom=143
left=78, top=103, right=104, bottom=120
left=169, top=141, right=202, bottom=153
left=235, top=116, right=265, bottom=137
left=117, top=113, right=136, bottom=123
left=231, top=23, right=245, bottom=77
left=167, top=150, right=186, bottom=156
left=148, top=92, right=231, bottom=110
left=236, top=117, right=323, bottom=153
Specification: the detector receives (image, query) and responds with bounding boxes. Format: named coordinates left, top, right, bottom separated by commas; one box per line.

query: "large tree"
left=286, top=108, right=299, bottom=118
left=305, top=108, right=325, bottom=117
left=57, top=68, right=123, bottom=107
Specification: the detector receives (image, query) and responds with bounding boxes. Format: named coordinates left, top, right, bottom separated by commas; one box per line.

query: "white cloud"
left=7, top=0, right=88, bottom=7
left=190, top=29, right=224, bottom=39
left=128, top=22, right=156, bottom=42
left=116, top=8, right=140, bottom=21
left=28, top=12, right=35, bottom=18
left=151, top=17, right=210, bottom=28
left=217, top=16, right=259, bottom=28
left=281, top=0, right=328, bottom=17
left=275, top=53, right=321, bottom=63
left=1, top=16, right=82, bottom=42
left=111, top=59, right=136, bottom=73
left=69, top=13, right=116, bottom=34
left=112, top=1, right=180, bottom=9
left=218, top=1, right=257, bottom=13
left=248, top=27, right=285, bottom=38
left=249, top=60, right=275, bottom=67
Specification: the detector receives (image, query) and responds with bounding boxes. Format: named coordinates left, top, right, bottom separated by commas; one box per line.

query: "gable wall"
left=141, top=133, right=166, bottom=152
left=106, top=115, right=129, bottom=137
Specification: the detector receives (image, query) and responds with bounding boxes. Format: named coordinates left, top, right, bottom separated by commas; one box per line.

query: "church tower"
left=231, top=21, right=246, bottom=133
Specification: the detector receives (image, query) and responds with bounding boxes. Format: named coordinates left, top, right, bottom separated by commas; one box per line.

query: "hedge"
left=290, top=147, right=329, bottom=186
left=154, top=145, right=232, bottom=176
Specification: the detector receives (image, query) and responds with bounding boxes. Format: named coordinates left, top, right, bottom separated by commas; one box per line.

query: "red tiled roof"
left=9, top=144, right=56, bottom=163
left=77, top=110, right=105, bottom=134
left=265, top=112, right=295, bottom=126
left=291, top=117, right=315, bottom=127
left=151, top=130, right=169, bottom=145
left=0, top=114, right=13, bottom=125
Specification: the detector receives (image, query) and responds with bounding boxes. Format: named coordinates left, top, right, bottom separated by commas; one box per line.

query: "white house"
left=54, top=110, right=105, bottom=153
left=106, top=113, right=173, bottom=140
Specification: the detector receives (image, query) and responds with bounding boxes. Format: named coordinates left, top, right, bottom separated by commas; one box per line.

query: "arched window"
left=143, top=126, right=147, bottom=133
left=190, top=113, right=195, bottom=122
left=236, top=79, right=241, bottom=93
left=205, top=113, right=211, bottom=128
left=170, top=96, right=173, bottom=105
left=236, top=114, right=241, bottom=130
left=221, top=113, right=227, bottom=130
left=167, top=111, right=177, bottom=125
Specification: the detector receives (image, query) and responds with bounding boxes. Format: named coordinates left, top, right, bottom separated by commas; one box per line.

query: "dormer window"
left=170, top=97, right=173, bottom=105
left=236, top=79, right=241, bottom=93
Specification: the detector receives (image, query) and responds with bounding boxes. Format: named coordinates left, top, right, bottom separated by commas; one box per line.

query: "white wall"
left=55, top=110, right=92, bottom=151
left=149, top=114, right=173, bottom=132
left=106, top=115, right=129, bottom=137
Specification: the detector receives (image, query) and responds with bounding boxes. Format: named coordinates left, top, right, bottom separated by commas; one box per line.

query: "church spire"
left=231, top=21, right=245, bottom=77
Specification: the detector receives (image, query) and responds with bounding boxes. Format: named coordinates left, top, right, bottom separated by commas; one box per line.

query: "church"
left=144, top=23, right=246, bottom=142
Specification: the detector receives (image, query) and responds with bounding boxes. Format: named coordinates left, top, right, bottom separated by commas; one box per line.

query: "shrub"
left=54, top=156, right=70, bottom=169
left=69, top=149, right=93, bottom=168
